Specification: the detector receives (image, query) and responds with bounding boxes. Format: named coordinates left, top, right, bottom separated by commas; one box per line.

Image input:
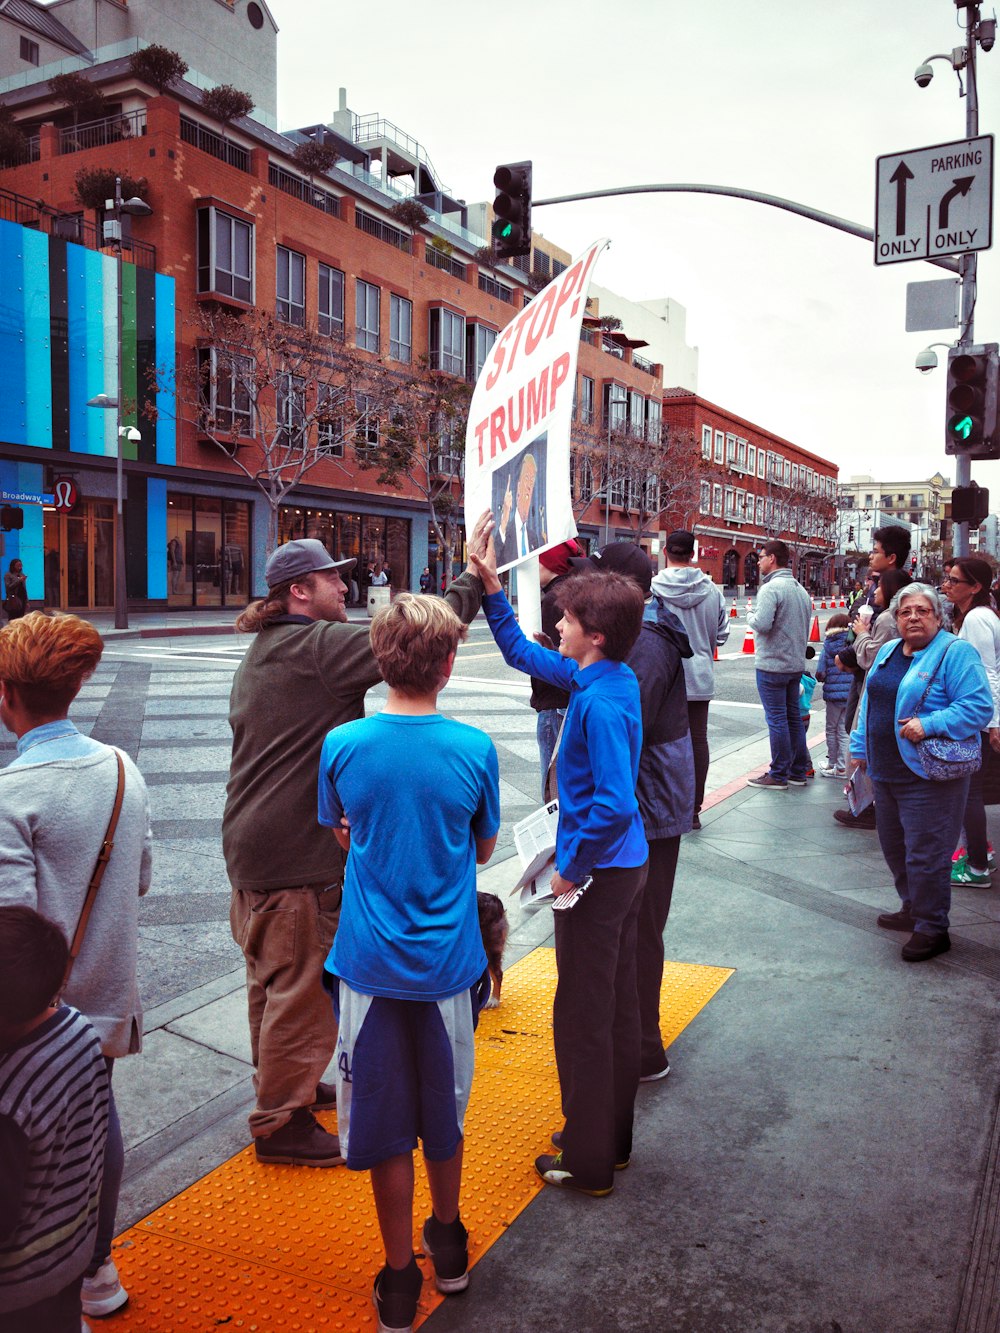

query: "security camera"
left=914, top=62, right=934, bottom=87
left=915, top=348, right=939, bottom=374
left=979, top=19, right=996, bottom=52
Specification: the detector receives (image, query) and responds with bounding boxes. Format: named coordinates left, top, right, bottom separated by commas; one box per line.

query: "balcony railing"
left=354, top=207, right=411, bottom=253
left=478, top=273, right=514, bottom=304
left=179, top=115, right=251, bottom=173
left=59, top=109, right=146, bottom=155
left=424, top=245, right=465, bottom=279
left=0, top=132, right=40, bottom=169
left=0, top=185, right=156, bottom=268
left=268, top=163, right=340, bottom=217
left=632, top=352, right=657, bottom=376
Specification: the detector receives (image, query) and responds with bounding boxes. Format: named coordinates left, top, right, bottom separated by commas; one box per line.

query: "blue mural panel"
left=22, top=229, right=52, bottom=450
left=0, top=221, right=27, bottom=447
left=147, top=477, right=168, bottom=599
left=154, top=272, right=176, bottom=465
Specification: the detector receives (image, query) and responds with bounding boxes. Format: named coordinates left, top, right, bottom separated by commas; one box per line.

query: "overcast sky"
left=273, top=0, right=997, bottom=492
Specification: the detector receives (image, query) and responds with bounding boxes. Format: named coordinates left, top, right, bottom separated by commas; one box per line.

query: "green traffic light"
left=952, top=415, right=974, bottom=440
left=501, top=223, right=512, bottom=238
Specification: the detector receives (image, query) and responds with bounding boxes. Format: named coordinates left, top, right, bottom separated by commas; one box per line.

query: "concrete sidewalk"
left=111, top=725, right=1000, bottom=1332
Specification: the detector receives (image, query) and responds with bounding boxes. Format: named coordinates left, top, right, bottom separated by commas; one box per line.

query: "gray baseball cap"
left=264, top=539, right=356, bottom=589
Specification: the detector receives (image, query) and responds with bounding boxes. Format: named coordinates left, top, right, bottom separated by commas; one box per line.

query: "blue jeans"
left=536, top=708, right=565, bottom=794
left=755, top=670, right=809, bottom=782
left=872, top=773, right=970, bottom=934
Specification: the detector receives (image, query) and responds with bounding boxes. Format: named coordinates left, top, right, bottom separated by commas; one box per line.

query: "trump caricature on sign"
left=491, top=433, right=548, bottom=567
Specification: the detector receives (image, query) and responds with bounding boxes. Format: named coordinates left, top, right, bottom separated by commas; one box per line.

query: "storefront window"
left=277, top=507, right=410, bottom=600
left=168, top=492, right=251, bottom=608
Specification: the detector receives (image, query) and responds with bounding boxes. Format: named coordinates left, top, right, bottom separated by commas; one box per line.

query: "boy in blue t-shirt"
left=318, top=594, right=500, bottom=1333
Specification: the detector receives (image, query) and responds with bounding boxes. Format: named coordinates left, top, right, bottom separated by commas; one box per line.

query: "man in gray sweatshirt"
left=746, top=540, right=812, bottom=790
left=650, top=530, right=729, bottom=828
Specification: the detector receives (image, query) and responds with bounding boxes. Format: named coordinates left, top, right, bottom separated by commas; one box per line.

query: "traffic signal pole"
left=953, top=2, right=982, bottom=559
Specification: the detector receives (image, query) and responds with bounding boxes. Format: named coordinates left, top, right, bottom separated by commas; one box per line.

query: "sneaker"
left=901, top=930, right=951, bottom=962
left=834, top=807, right=876, bottom=829
left=819, top=765, right=838, bottom=778
left=747, top=774, right=787, bottom=790
left=534, top=1152, right=613, bottom=1196
left=421, top=1213, right=469, bottom=1293
left=550, top=1131, right=630, bottom=1171
left=952, top=846, right=967, bottom=863
left=81, top=1260, right=128, bottom=1317
left=805, top=768, right=816, bottom=780
left=372, top=1256, right=422, bottom=1333
left=952, top=863, right=992, bottom=888
left=639, top=1057, right=671, bottom=1084
left=254, top=1109, right=345, bottom=1166
left=309, top=1081, right=337, bottom=1110
left=877, top=909, right=916, bottom=932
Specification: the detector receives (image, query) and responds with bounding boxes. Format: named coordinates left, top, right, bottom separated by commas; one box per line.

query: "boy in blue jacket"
left=816, top=613, right=852, bottom=777
left=470, top=517, right=648, bottom=1198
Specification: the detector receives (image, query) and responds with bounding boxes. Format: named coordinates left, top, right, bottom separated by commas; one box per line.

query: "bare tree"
left=354, top=367, right=472, bottom=588
left=573, top=420, right=708, bottom=539
left=155, top=305, right=393, bottom=553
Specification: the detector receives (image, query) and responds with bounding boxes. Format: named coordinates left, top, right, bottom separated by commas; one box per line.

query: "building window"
left=578, top=375, right=596, bottom=426
left=317, top=413, right=344, bottom=457
left=605, top=384, right=628, bottom=430
left=791, top=464, right=799, bottom=489
left=737, top=438, right=747, bottom=469
left=783, top=460, right=790, bottom=486
left=533, top=250, right=551, bottom=279
left=466, top=323, right=496, bottom=383
left=277, top=372, right=305, bottom=447
left=756, top=496, right=765, bottom=526
left=197, top=206, right=253, bottom=303
left=724, top=486, right=734, bottom=518
left=702, top=425, right=712, bottom=459
left=430, top=412, right=462, bottom=474
left=197, top=347, right=253, bottom=437
left=700, top=480, right=711, bottom=513
left=714, top=430, right=725, bottom=463
left=645, top=397, right=662, bottom=443
left=355, top=393, right=379, bottom=454
left=712, top=484, right=723, bottom=517
left=20, top=36, right=39, bottom=65
left=578, top=454, right=594, bottom=503
left=318, top=264, right=344, bottom=339
left=629, top=390, right=645, bottom=438
left=610, top=472, right=628, bottom=509
left=355, top=280, right=380, bottom=353
left=757, top=450, right=766, bottom=480
left=747, top=444, right=756, bottom=474
left=429, top=307, right=465, bottom=375
left=390, top=294, right=412, bottom=363
left=276, top=246, right=305, bottom=326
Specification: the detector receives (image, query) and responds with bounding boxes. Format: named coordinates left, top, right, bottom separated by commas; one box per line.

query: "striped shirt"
left=0, top=1006, right=109, bottom=1312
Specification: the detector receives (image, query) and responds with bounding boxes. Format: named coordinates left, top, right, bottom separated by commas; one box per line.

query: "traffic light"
left=0, top=506, right=23, bottom=531
left=848, top=525, right=855, bottom=544
left=951, top=482, right=990, bottom=526
left=492, top=161, right=532, bottom=259
left=945, top=343, right=1000, bottom=458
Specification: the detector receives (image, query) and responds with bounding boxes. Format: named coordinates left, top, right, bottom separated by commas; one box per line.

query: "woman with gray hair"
left=849, top=583, right=993, bottom=961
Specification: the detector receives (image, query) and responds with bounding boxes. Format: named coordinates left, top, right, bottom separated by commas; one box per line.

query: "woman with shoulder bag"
left=3, top=559, right=27, bottom=620
left=944, top=558, right=1000, bottom=887
left=849, top=584, right=993, bottom=962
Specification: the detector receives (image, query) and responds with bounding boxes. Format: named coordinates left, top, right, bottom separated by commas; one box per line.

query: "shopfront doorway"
left=43, top=501, right=115, bottom=610
left=167, top=493, right=251, bottom=608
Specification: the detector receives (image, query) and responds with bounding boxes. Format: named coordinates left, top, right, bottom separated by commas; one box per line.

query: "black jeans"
left=687, top=700, right=710, bottom=814
left=637, top=836, right=681, bottom=1077
left=553, top=859, right=648, bottom=1191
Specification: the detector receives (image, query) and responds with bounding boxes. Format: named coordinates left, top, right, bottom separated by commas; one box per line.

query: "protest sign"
left=464, top=239, right=608, bottom=573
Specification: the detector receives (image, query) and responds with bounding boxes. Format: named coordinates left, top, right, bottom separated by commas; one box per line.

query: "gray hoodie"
left=650, top=565, right=729, bottom=700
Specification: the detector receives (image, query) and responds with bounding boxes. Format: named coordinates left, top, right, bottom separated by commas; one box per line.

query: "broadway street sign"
left=874, top=135, right=993, bottom=266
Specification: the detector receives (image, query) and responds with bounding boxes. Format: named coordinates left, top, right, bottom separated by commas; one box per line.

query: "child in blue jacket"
left=816, top=613, right=852, bottom=777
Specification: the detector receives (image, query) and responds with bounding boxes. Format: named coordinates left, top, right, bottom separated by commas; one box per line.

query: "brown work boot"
left=254, top=1108, right=344, bottom=1166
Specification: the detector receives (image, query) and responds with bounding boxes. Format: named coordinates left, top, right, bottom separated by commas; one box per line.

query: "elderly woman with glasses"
left=850, top=583, right=993, bottom=961
left=943, top=558, right=1000, bottom=887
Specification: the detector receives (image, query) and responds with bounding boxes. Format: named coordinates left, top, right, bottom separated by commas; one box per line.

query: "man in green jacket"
left=224, top=522, right=488, bottom=1166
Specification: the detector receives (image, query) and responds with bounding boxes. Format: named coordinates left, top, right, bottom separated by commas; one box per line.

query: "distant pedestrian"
left=319, top=595, right=499, bottom=1332
left=746, top=541, right=812, bottom=790
left=0, top=907, right=110, bottom=1333
left=371, top=565, right=389, bottom=587
left=3, top=559, right=27, bottom=620
left=651, top=529, right=729, bottom=829
left=0, top=612, right=152, bottom=1320
left=866, top=527, right=911, bottom=607
left=816, top=613, right=852, bottom=778
left=419, top=566, right=432, bottom=594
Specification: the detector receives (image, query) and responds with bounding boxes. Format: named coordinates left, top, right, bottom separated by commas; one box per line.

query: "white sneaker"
left=819, top=765, right=838, bottom=778
left=81, top=1260, right=128, bottom=1316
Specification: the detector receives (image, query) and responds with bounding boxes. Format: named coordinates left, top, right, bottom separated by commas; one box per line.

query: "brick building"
left=662, top=391, right=838, bottom=595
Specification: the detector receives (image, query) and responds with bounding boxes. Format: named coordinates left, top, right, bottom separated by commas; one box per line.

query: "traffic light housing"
left=0, top=506, right=23, bottom=531
left=492, top=161, right=532, bottom=259
left=945, top=343, right=999, bottom=458
left=951, top=482, right=990, bottom=526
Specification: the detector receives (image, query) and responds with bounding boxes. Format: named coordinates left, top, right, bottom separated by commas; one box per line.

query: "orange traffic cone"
left=730, top=601, right=738, bottom=618
left=820, top=598, right=827, bottom=609
left=809, top=615, right=821, bottom=643
left=742, top=627, right=755, bottom=654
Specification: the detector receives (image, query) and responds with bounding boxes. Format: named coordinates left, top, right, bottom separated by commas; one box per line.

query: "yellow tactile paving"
left=108, top=947, right=733, bottom=1333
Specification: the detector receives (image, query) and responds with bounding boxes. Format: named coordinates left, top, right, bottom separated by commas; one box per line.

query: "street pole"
left=953, top=3, right=981, bottom=559
left=114, top=177, right=128, bottom=630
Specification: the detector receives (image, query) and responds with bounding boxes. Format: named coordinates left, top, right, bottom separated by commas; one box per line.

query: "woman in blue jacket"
left=850, top=584, right=992, bottom=961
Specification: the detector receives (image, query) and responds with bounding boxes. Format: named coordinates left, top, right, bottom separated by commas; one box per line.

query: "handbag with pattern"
left=912, top=643, right=982, bottom=782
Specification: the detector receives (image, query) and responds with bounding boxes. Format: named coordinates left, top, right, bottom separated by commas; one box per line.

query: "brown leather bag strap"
left=59, top=749, right=126, bottom=997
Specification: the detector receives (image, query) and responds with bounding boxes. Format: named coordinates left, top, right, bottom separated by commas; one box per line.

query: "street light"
left=86, top=177, right=152, bottom=629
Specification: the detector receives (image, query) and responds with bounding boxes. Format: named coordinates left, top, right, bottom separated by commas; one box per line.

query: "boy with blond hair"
left=318, top=594, right=500, bottom=1333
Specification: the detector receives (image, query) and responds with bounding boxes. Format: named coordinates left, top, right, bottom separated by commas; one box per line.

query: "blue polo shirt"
left=483, top=590, right=647, bottom=882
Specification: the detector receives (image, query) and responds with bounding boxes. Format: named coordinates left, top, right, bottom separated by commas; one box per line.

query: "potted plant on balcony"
left=200, top=84, right=254, bottom=154
left=129, top=45, right=189, bottom=94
